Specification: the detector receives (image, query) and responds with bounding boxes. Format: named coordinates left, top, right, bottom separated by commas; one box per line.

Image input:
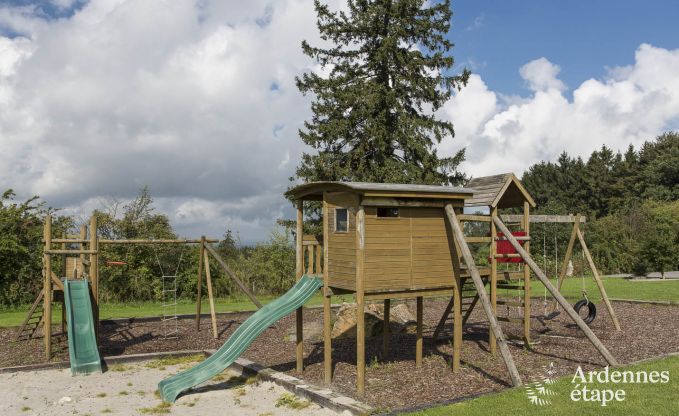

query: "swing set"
left=505, top=213, right=621, bottom=330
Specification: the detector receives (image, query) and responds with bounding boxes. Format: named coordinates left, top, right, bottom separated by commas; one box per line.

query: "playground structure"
left=285, top=173, right=620, bottom=395
left=15, top=172, right=623, bottom=403
left=16, top=215, right=264, bottom=363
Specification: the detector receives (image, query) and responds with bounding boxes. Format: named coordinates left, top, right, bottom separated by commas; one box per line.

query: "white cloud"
left=441, top=44, right=679, bottom=178
left=1, top=1, right=679, bottom=242
left=0, top=0, right=340, bottom=242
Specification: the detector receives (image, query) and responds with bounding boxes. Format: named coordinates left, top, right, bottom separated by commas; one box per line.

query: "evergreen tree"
left=296, top=0, right=470, bottom=186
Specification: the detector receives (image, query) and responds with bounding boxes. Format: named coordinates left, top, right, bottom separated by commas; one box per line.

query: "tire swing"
left=573, top=250, right=596, bottom=325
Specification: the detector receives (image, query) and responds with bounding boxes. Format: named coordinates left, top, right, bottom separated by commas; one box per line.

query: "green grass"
left=0, top=277, right=675, bottom=328
left=531, top=276, right=679, bottom=303
left=0, top=292, right=353, bottom=328
left=409, top=356, right=679, bottom=416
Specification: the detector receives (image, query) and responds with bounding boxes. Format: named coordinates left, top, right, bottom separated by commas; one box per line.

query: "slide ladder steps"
left=15, top=289, right=45, bottom=341
left=434, top=277, right=486, bottom=341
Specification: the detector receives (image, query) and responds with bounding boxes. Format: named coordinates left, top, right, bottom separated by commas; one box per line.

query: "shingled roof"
left=464, top=173, right=536, bottom=208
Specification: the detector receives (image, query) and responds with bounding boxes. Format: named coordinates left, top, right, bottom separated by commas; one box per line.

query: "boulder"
left=331, top=302, right=417, bottom=339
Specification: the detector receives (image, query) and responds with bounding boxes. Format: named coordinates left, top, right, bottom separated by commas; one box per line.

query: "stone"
left=285, top=320, right=324, bottom=342
left=330, top=302, right=417, bottom=339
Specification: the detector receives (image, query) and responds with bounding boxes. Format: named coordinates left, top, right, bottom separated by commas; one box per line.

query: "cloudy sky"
left=1, top=0, right=678, bottom=242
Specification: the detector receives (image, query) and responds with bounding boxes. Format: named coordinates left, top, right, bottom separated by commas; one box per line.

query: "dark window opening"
left=377, top=207, right=399, bottom=218
left=335, top=208, right=348, bottom=232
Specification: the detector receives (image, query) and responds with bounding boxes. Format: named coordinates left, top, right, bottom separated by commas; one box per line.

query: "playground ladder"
left=160, top=275, right=179, bottom=339
left=15, top=289, right=45, bottom=340
left=433, top=276, right=486, bottom=341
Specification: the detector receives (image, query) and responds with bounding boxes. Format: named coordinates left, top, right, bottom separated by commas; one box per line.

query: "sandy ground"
left=0, top=359, right=343, bottom=416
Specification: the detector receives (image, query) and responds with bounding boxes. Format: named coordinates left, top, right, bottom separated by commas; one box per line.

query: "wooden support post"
left=315, top=244, right=322, bottom=275
left=452, top=275, right=462, bottom=371
left=295, top=201, right=304, bottom=373
left=551, top=218, right=579, bottom=312
left=416, top=296, right=423, bottom=367
left=382, top=298, right=390, bottom=357
left=196, top=236, right=205, bottom=331
left=523, top=201, right=531, bottom=345
left=577, top=229, right=621, bottom=331
left=79, top=225, right=87, bottom=279
left=493, top=216, right=619, bottom=366
left=307, top=245, right=313, bottom=274
left=356, top=205, right=366, bottom=396
left=203, top=249, right=218, bottom=339
left=445, top=205, right=523, bottom=386
left=204, top=244, right=262, bottom=308
left=61, top=233, right=67, bottom=334
left=89, top=216, right=99, bottom=340
left=43, top=215, right=52, bottom=360
left=489, top=206, right=498, bottom=354
left=322, top=197, right=332, bottom=384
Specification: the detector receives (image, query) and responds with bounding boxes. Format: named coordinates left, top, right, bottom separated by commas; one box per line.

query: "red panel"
left=495, top=231, right=526, bottom=263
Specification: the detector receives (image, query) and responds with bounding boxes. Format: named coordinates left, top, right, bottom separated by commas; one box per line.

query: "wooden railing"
left=303, top=235, right=323, bottom=275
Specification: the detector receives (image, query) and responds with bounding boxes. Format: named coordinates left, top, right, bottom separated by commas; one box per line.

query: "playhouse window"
left=377, top=207, right=399, bottom=218
left=335, top=208, right=348, bottom=232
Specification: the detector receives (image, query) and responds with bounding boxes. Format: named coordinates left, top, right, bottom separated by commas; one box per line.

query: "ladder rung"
left=497, top=316, right=524, bottom=323
left=497, top=284, right=524, bottom=290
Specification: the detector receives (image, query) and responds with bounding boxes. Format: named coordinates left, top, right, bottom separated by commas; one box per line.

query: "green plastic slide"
left=159, top=274, right=323, bottom=402
left=63, top=279, right=102, bottom=375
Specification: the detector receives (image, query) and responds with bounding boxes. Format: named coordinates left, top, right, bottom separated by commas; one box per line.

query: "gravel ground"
left=0, top=359, right=342, bottom=416
left=1, top=299, right=677, bottom=411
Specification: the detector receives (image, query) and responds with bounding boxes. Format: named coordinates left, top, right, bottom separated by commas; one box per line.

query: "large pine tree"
left=295, top=0, right=470, bottom=185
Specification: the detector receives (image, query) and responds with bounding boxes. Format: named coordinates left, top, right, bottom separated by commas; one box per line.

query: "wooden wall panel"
left=326, top=193, right=358, bottom=291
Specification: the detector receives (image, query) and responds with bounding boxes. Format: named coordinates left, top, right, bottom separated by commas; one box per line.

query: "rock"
left=57, top=396, right=72, bottom=404
left=331, top=303, right=383, bottom=339
left=330, top=302, right=417, bottom=339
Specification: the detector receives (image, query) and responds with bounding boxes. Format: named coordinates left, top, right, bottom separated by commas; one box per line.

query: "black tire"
left=573, top=299, right=596, bottom=324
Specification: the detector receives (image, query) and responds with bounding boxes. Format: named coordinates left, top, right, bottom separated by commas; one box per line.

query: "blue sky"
left=450, top=0, right=679, bottom=97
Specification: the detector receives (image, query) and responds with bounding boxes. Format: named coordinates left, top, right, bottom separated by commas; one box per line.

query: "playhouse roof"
left=286, top=181, right=473, bottom=201
left=464, top=173, right=536, bottom=208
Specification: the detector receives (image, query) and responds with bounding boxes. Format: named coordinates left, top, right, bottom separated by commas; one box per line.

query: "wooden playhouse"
left=286, top=174, right=618, bottom=395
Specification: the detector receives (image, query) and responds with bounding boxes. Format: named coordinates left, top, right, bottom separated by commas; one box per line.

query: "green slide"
left=159, top=275, right=323, bottom=402
left=63, top=279, right=102, bottom=375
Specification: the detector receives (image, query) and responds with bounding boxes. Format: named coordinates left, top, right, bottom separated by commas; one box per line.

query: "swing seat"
left=493, top=231, right=527, bottom=263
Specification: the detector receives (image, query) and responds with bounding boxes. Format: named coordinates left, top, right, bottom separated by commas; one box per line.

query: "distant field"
left=0, top=277, right=676, bottom=328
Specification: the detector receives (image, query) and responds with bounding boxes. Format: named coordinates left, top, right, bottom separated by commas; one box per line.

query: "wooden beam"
left=356, top=205, right=366, bottom=396
left=43, top=215, right=52, bottom=360
left=195, top=236, right=205, bottom=331
left=90, top=216, right=99, bottom=340
left=551, top=218, right=580, bottom=312
left=576, top=229, right=621, bottom=331
left=432, top=297, right=454, bottom=341
left=203, top=244, right=263, bottom=309
left=322, top=197, right=332, bottom=384
left=382, top=299, right=390, bottom=357
left=492, top=216, right=618, bottom=366
left=416, top=296, right=423, bottom=367
left=295, top=201, right=304, bottom=373
left=501, top=214, right=586, bottom=223
left=458, top=214, right=491, bottom=222
left=79, top=225, right=87, bottom=279
left=445, top=205, right=522, bottom=386
left=203, top=249, right=218, bottom=339
left=489, top=206, right=498, bottom=355
left=523, top=201, right=531, bottom=346
left=98, top=239, right=219, bottom=244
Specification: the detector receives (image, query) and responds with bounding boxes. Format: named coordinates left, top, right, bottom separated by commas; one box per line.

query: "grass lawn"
left=532, top=276, right=679, bottom=303
left=408, top=355, right=679, bottom=416
left=0, top=292, right=354, bottom=328
left=0, top=277, right=676, bottom=328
